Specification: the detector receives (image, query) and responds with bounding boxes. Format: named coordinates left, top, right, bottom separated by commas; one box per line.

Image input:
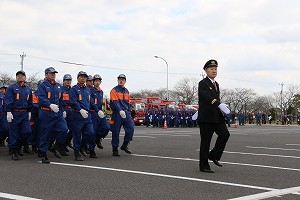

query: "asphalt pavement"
left=0, top=124, right=299, bottom=200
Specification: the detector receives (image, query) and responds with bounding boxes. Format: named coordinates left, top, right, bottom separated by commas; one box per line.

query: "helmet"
left=0, top=84, right=7, bottom=89
left=16, top=70, right=26, bottom=77
left=63, top=74, right=72, bottom=80
left=93, top=74, right=102, bottom=81
left=77, top=71, right=88, bottom=78
left=86, top=75, right=93, bottom=81
left=45, top=67, right=58, bottom=74
left=117, top=74, right=126, bottom=80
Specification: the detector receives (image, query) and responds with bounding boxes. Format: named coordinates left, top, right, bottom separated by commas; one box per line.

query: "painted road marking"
left=132, top=154, right=300, bottom=172
left=46, top=161, right=274, bottom=191
left=228, top=186, right=300, bottom=200
left=0, top=192, right=41, bottom=200
left=286, top=144, right=300, bottom=146
left=223, top=151, right=300, bottom=159
left=246, top=146, right=300, bottom=152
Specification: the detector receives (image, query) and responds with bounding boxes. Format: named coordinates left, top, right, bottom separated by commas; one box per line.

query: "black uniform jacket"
left=198, top=77, right=225, bottom=123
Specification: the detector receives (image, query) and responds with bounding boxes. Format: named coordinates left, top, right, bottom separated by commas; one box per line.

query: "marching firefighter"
left=0, top=84, right=8, bottom=147
left=37, top=67, right=68, bottom=163
left=69, top=71, right=99, bottom=161
left=5, top=70, right=33, bottom=160
left=61, top=74, right=73, bottom=152
left=110, top=74, right=135, bottom=156
left=90, top=74, right=110, bottom=149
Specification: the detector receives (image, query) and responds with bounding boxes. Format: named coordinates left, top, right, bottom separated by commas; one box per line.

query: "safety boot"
left=112, top=147, right=120, bottom=157
left=17, top=146, right=24, bottom=157
left=89, top=150, right=98, bottom=158
left=83, top=144, right=90, bottom=154
left=96, top=138, right=103, bottom=149
left=49, top=144, right=62, bottom=159
left=12, top=149, right=19, bottom=161
left=80, top=146, right=87, bottom=156
left=74, top=150, right=84, bottom=161
left=120, top=141, right=132, bottom=154
left=41, top=153, right=50, bottom=164
left=32, top=145, right=39, bottom=153
left=56, top=143, right=69, bottom=156
left=23, top=145, right=35, bottom=154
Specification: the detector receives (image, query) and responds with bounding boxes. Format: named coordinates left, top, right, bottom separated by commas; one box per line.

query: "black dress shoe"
left=200, top=168, right=214, bottom=173
left=209, top=156, right=223, bottom=167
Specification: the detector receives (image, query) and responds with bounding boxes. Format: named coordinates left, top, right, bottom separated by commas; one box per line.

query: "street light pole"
left=154, top=56, right=169, bottom=100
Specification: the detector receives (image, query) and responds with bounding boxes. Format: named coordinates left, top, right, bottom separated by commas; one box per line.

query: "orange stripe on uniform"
left=16, top=93, right=20, bottom=100
left=62, top=93, right=69, bottom=101
left=124, top=93, right=130, bottom=101
left=110, top=89, right=119, bottom=101
left=32, top=94, right=39, bottom=104
left=47, top=92, right=51, bottom=99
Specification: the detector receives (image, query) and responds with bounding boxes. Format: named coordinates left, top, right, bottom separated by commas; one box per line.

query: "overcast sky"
left=1, top=0, right=299, bottom=97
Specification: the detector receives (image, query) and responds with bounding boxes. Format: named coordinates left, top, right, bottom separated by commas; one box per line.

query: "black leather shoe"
left=53, top=149, right=62, bottom=159
left=112, top=147, right=120, bottom=157
left=17, top=148, right=24, bottom=157
left=80, top=147, right=87, bottom=156
left=41, top=153, right=50, bottom=164
left=12, top=152, right=19, bottom=161
left=209, top=156, right=223, bottom=167
left=200, top=168, right=214, bottom=173
left=23, top=145, right=35, bottom=154
left=96, top=139, right=103, bottom=149
left=89, top=150, right=98, bottom=158
left=74, top=150, right=84, bottom=161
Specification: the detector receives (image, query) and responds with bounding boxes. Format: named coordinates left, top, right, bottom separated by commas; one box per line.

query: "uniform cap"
left=77, top=71, right=88, bottom=78
left=203, top=59, right=218, bottom=70
left=45, top=67, right=58, bottom=74
left=117, top=74, right=126, bottom=80
left=63, top=74, right=72, bottom=80
left=93, top=74, right=102, bottom=81
left=16, top=70, right=26, bottom=76
left=86, top=75, right=93, bottom=81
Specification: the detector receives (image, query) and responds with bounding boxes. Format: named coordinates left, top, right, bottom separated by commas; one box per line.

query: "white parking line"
left=0, top=192, right=41, bottom=200
left=132, top=154, right=300, bottom=172
left=47, top=161, right=274, bottom=191
left=246, top=146, right=300, bottom=152
left=223, top=151, right=300, bottom=159
left=228, top=186, right=300, bottom=200
left=286, top=144, right=300, bottom=146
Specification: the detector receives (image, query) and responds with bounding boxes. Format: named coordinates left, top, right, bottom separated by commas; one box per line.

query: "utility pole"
left=20, top=52, right=26, bottom=71
left=280, top=82, right=284, bottom=123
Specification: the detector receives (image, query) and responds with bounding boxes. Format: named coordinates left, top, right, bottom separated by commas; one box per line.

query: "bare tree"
left=0, top=72, right=14, bottom=86
left=170, top=78, right=198, bottom=104
left=220, top=88, right=256, bottom=113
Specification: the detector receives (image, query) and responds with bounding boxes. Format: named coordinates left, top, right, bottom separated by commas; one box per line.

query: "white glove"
left=28, top=112, right=31, bottom=121
left=7, top=112, right=13, bottom=122
left=63, top=111, right=67, bottom=118
left=218, top=103, right=230, bottom=115
left=98, top=110, right=105, bottom=118
left=119, top=110, right=126, bottom=119
left=192, top=111, right=198, bottom=120
left=80, top=109, right=89, bottom=118
left=49, top=104, right=59, bottom=113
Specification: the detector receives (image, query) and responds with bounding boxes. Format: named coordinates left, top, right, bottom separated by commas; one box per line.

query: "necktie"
left=213, top=81, right=218, bottom=92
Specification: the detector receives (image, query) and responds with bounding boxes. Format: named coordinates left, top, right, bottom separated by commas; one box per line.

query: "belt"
left=0, top=112, right=4, bottom=114
left=90, top=110, right=96, bottom=112
left=40, top=107, right=51, bottom=111
left=13, top=109, right=27, bottom=112
left=63, top=106, right=71, bottom=109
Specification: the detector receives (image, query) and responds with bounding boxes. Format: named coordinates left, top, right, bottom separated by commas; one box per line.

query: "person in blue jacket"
left=90, top=74, right=110, bottom=149
left=5, top=70, right=32, bottom=160
left=37, top=67, right=68, bottom=163
left=0, top=84, right=8, bottom=147
left=69, top=71, right=100, bottom=161
left=110, top=74, right=135, bottom=156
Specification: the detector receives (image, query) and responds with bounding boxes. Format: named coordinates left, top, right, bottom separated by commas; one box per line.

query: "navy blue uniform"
left=5, top=82, right=32, bottom=150
left=37, top=79, right=68, bottom=154
left=0, top=93, right=8, bottom=144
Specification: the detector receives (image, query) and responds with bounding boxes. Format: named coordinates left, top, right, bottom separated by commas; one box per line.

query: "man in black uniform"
left=198, top=59, right=230, bottom=173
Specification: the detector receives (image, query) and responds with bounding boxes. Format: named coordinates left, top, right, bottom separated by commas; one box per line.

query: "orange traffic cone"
left=163, top=119, right=168, bottom=129
left=234, top=119, right=238, bottom=128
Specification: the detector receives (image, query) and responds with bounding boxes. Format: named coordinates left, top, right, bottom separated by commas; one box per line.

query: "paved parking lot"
left=0, top=124, right=299, bottom=200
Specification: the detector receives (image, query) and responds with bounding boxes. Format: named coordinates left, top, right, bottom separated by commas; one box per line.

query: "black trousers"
left=199, top=122, right=230, bottom=169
